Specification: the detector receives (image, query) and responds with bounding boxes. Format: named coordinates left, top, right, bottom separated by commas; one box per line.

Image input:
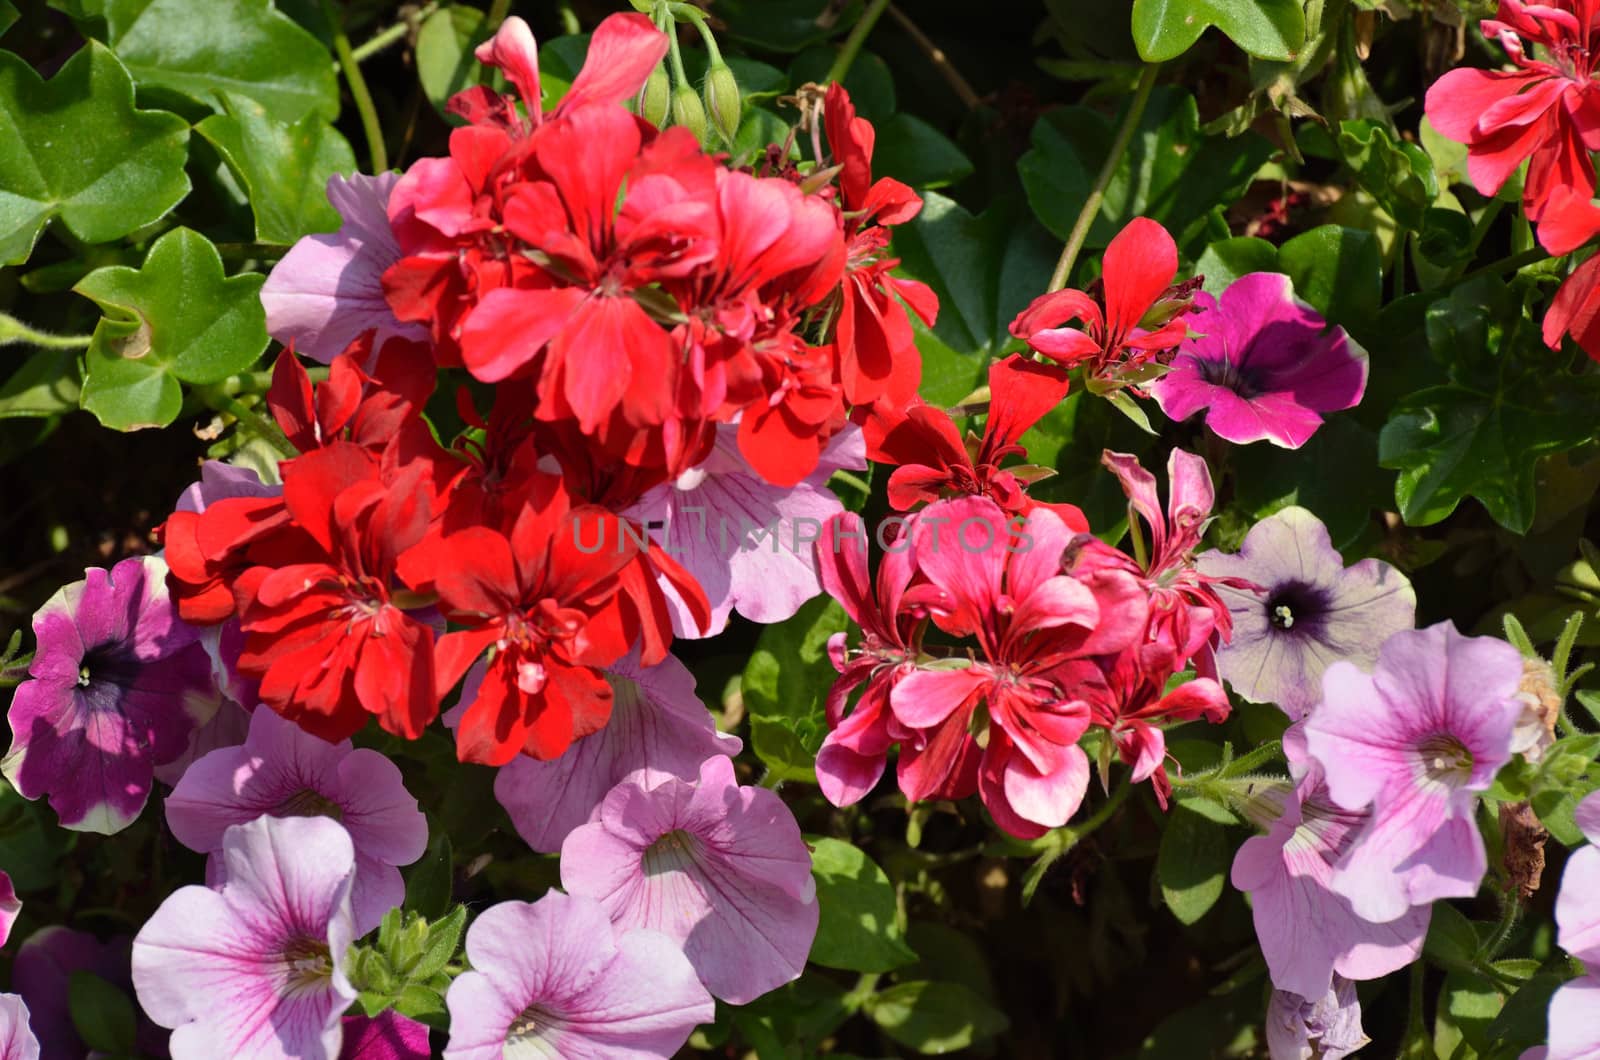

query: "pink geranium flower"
left=163, top=707, right=428, bottom=935
left=442, top=891, right=712, bottom=1059
left=0, top=997, right=37, bottom=1060
left=560, top=755, right=819, bottom=1004
left=1424, top=0, right=1600, bottom=220
left=131, top=816, right=358, bottom=1060
left=622, top=424, right=867, bottom=638
left=1149, top=273, right=1368, bottom=449
left=260, top=173, right=427, bottom=364
left=3, top=556, right=219, bottom=833
left=492, top=646, right=741, bottom=853
left=1305, top=622, right=1524, bottom=922
left=1544, top=791, right=1600, bottom=1060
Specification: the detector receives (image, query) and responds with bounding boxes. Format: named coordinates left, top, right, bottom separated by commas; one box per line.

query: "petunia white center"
left=281, top=936, right=334, bottom=996
left=506, top=1002, right=563, bottom=1056
left=1416, top=732, right=1474, bottom=787
left=275, top=788, right=344, bottom=821
left=642, top=828, right=702, bottom=876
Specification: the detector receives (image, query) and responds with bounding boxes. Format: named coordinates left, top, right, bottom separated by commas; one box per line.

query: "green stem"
left=348, top=1, right=439, bottom=64
left=556, top=0, right=580, bottom=36
left=1217, top=739, right=1284, bottom=779
left=828, top=470, right=871, bottom=495
left=1478, top=890, right=1521, bottom=962
left=825, top=0, right=892, bottom=85
left=325, top=0, right=389, bottom=173
left=221, top=365, right=331, bottom=396
left=0, top=312, right=92, bottom=350
left=1452, top=245, right=1550, bottom=287
left=196, top=386, right=298, bottom=459
left=1046, top=63, right=1160, bottom=292
left=1075, top=778, right=1133, bottom=836
left=485, top=0, right=512, bottom=31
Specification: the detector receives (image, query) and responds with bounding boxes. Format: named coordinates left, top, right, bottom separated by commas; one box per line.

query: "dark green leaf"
left=197, top=93, right=356, bottom=244
left=742, top=595, right=850, bottom=782
left=1232, top=416, right=1392, bottom=549
left=0, top=1, right=17, bottom=37
left=415, top=5, right=490, bottom=114
left=75, top=227, right=268, bottom=430
left=0, top=42, right=190, bottom=265
left=1156, top=805, right=1228, bottom=925
left=74, top=0, right=338, bottom=122
left=68, top=972, right=137, bottom=1055
left=872, top=113, right=973, bottom=191
left=1435, top=971, right=1506, bottom=1057
left=0, top=348, right=83, bottom=419
left=868, top=980, right=1010, bottom=1054
left=405, top=826, right=454, bottom=919
left=1192, top=236, right=1277, bottom=293
left=808, top=837, right=917, bottom=973
left=1275, top=224, right=1384, bottom=337
left=1483, top=970, right=1567, bottom=1055
left=716, top=0, right=862, bottom=53
left=1423, top=900, right=1480, bottom=972
left=1336, top=119, right=1439, bottom=232
left=730, top=973, right=852, bottom=1056
left=1131, top=0, right=1306, bottom=62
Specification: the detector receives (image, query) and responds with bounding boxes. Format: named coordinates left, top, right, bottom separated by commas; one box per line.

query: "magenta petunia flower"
left=339, top=1012, right=430, bottom=1060
left=1149, top=272, right=1368, bottom=449
left=259, top=173, right=426, bottom=365
left=1305, top=622, right=1523, bottom=923
left=0, top=872, right=15, bottom=948
left=163, top=707, right=428, bottom=935
left=1199, top=506, right=1416, bottom=720
left=0, top=996, right=38, bottom=1060
left=1231, top=756, right=1429, bottom=998
left=560, top=755, right=819, bottom=1004
left=132, top=815, right=358, bottom=1060
left=441, top=890, right=713, bottom=1060
left=1544, top=791, right=1600, bottom=1060
left=623, top=424, right=867, bottom=638
left=493, top=646, right=740, bottom=853
left=3, top=556, right=219, bottom=833
left=1265, top=976, right=1368, bottom=1060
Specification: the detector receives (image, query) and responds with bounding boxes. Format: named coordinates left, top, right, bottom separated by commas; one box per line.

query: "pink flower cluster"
left=815, top=447, right=1239, bottom=837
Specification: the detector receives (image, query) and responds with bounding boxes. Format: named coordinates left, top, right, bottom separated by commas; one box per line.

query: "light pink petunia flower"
left=131, top=815, right=358, bottom=1060
left=493, top=646, right=740, bottom=853
left=624, top=424, right=868, bottom=638
left=1150, top=272, right=1368, bottom=449
left=442, top=890, right=712, bottom=1060
left=163, top=707, right=428, bottom=935
left=0, top=996, right=38, bottom=1060
left=1305, top=622, right=1523, bottom=923
left=560, top=755, right=819, bottom=1004
left=1265, top=976, right=1368, bottom=1060
left=1544, top=790, right=1600, bottom=1060
left=260, top=173, right=427, bottom=365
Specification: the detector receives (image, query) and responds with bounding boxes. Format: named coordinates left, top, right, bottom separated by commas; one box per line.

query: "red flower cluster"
left=162, top=13, right=942, bottom=766
left=814, top=447, right=1238, bottom=837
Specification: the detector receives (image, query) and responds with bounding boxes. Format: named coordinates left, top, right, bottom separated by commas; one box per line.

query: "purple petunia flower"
left=1149, top=272, right=1368, bottom=449
left=338, top=1012, right=430, bottom=1060
left=259, top=173, right=426, bottom=365
left=132, top=815, right=358, bottom=1060
left=493, top=647, right=740, bottom=853
left=1199, top=506, right=1416, bottom=720
left=560, top=755, right=819, bottom=1004
left=623, top=423, right=867, bottom=638
left=1231, top=752, right=1429, bottom=998
left=1265, top=976, right=1368, bottom=1060
left=1543, top=791, right=1600, bottom=1060
left=3, top=556, right=219, bottom=834
left=163, top=707, right=428, bottom=935
left=441, top=890, right=713, bottom=1060
left=1305, top=622, right=1523, bottom=923
left=0, top=996, right=38, bottom=1060
left=14, top=925, right=159, bottom=1060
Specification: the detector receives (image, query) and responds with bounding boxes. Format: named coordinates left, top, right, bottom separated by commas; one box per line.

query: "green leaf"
left=1336, top=119, right=1440, bottom=232
left=1423, top=900, right=1480, bottom=972
left=872, top=113, right=973, bottom=191
left=68, top=972, right=137, bottom=1055
left=1192, top=236, right=1277, bottom=293
left=1435, top=971, right=1506, bottom=1058
left=716, top=0, right=862, bottom=53
left=197, top=93, right=355, bottom=244
left=0, top=42, right=190, bottom=265
left=0, top=1, right=17, bottom=37
left=1156, top=804, right=1228, bottom=925
left=868, top=980, right=1010, bottom=1054
left=74, top=0, right=338, bottom=122
left=808, top=837, right=917, bottom=973
left=741, top=595, right=850, bottom=782
left=0, top=348, right=82, bottom=419
left=405, top=827, right=454, bottom=919
left=730, top=973, right=852, bottom=1057
left=1483, top=970, right=1567, bottom=1055
left=1131, top=0, right=1306, bottom=62
left=1275, top=224, right=1385, bottom=338
left=410, top=905, right=467, bottom=981
left=415, top=5, right=490, bottom=114
left=1233, top=416, right=1392, bottom=549
left=75, top=227, right=268, bottom=431
left=1019, top=87, right=1273, bottom=261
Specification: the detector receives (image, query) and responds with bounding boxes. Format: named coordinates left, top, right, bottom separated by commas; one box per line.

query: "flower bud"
left=670, top=82, right=708, bottom=144
left=702, top=60, right=742, bottom=144
left=637, top=63, right=670, bottom=127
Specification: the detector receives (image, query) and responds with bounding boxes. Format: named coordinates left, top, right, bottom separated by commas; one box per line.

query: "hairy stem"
left=348, top=1, right=439, bottom=64
left=325, top=1, right=389, bottom=173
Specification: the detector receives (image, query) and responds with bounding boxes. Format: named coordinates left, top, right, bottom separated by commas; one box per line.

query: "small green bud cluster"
left=631, top=1, right=743, bottom=147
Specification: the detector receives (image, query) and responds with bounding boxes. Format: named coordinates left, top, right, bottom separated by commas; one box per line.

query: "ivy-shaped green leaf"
left=197, top=92, right=355, bottom=244
left=72, top=0, right=337, bottom=122
left=75, top=227, right=268, bottom=430
left=1131, top=0, right=1306, bottom=63
left=415, top=5, right=490, bottom=114
left=0, top=42, right=190, bottom=265
left=742, top=595, right=851, bottom=783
